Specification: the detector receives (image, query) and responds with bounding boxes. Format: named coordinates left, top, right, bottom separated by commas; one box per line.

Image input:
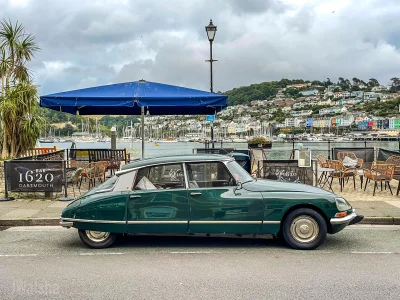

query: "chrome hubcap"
left=290, top=216, right=319, bottom=243
left=85, top=231, right=110, bottom=242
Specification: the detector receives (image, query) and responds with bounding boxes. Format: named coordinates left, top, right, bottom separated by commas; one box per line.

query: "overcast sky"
left=1, top=0, right=400, bottom=95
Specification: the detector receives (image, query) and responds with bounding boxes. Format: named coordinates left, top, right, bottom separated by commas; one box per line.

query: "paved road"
left=0, top=225, right=399, bottom=300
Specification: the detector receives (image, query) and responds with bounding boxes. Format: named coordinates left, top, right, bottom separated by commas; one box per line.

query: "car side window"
left=133, top=164, right=185, bottom=190
left=186, top=162, right=235, bottom=188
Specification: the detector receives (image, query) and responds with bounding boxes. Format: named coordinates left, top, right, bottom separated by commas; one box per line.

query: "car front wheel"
left=78, top=229, right=117, bottom=249
left=282, top=208, right=327, bottom=250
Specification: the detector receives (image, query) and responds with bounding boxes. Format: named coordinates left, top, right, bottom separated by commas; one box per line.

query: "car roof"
left=121, top=154, right=234, bottom=170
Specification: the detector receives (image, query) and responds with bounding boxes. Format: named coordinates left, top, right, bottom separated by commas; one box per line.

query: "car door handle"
left=129, top=195, right=141, bottom=199
left=190, top=192, right=202, bottom=196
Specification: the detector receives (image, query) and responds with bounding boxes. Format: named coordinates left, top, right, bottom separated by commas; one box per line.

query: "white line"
left=5, top=226, right=66, bottom=232
left=170, top=251, right=213, bottom=254
left=79, top=252, right=124, bottom=256
left=0, top=254, right=38, bottom=257
left=351, top=252, right=394, bottom=254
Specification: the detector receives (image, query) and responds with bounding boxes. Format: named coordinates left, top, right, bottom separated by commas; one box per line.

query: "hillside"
left=224, top=79, right=321, bottom=106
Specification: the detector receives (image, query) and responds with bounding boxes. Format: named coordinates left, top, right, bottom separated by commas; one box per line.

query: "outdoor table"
left=357, top=169, right=365, bottom=189
left=314, top=167, right=335, bottom=191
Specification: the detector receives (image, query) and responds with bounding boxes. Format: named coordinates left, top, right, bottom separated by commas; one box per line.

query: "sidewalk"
left=1, top=199, right=400, bottom=226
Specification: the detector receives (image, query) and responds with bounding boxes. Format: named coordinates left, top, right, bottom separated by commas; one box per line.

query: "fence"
left=257, top=160, right=316, bottom=185
left=69, top=148, right=129, bottom=167
left=376, top=148, right=400, bottom=161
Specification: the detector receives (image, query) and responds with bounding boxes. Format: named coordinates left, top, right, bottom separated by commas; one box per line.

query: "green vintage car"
left=60, top=154, right=362, bottom=250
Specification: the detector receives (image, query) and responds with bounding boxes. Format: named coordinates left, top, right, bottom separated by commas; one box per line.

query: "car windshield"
left=84, top=175, right=118, bottom=196
left=226, top=161, right=253, bottom=184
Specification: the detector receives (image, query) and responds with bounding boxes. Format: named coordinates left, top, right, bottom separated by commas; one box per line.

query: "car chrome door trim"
left=127, top=220, right=188, bottom=224
left=189, top=220, right=279, bottom=224
left=60, top=218, right=126, bottom=224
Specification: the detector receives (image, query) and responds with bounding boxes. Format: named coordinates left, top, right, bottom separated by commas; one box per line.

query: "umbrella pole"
left=141, top=106, right=145, bottom=159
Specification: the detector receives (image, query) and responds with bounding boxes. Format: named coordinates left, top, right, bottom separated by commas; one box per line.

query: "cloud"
left=0, top=0, right=399, bottom=95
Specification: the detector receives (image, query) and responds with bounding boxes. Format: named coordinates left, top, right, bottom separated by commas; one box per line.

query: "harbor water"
left=45, top=140, right=400, bottom=160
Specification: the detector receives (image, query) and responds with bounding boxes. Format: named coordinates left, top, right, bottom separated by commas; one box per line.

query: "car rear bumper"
left=330, top=209, right=363, bottom=225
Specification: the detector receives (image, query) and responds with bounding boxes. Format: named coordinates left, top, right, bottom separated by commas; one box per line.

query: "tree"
left=0, top=19, right=44, bottom=158
left=325, top=78, right=333, bottom=86
left=368, top=78, right=379, bottom=87
left=389, top=77, right=400, bottom=93
left=352, top=77, right=360, bottom=86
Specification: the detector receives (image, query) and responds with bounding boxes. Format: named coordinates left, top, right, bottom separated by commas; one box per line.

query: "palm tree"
left=0, top=19, right=43, bottom=158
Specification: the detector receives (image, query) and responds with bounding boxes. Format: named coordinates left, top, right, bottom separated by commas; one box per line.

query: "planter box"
left=248, top=142, right=272, bottom=149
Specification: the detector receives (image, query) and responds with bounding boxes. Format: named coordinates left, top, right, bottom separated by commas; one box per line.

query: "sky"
left=1, top=0, right=400, bottom=95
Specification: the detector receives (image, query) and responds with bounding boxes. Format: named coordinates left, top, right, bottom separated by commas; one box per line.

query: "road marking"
left=79, top=252, right=124, bottom=256
left=170, top=251, right=213, bottom=254
left=0, top=254, right=38, bottom=257
left=351, top=252, right=394, bottom=254
left=345, top=225, right=400, bottom=230
left=5, top=226, right=67, bottom=232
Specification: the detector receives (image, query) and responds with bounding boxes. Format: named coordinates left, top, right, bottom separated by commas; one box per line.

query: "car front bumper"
left=60, top=218, right=73, bottom=228
left=330, top=209, right=363, bottom=225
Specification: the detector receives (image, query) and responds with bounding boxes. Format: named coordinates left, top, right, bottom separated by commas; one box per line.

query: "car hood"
left=243, top=179, right=334, bottom=196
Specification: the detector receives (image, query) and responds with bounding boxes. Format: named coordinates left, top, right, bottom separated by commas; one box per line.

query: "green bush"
left=247, top=136, right=268, bottom=144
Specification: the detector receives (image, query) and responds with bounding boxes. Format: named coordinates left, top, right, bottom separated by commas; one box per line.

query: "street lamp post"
left=205, top=19, right=217, bottom=148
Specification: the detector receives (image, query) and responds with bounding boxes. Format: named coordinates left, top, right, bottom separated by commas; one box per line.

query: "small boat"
left=39, top=139, right=55, bottom=143
left=232, top=138, right=247, bottom=143
left=154, top=143, right=159, bottom=146
left=156, top=138, right=178, bottom=143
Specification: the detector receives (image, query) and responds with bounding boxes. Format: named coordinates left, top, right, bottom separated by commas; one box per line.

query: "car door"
left=126, top=163, right=189, bottom=234
left=186, top=161, right=264, bottom=234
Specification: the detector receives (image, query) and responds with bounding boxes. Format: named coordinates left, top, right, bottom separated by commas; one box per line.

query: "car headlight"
left=335, top=197, right=352, bottom=211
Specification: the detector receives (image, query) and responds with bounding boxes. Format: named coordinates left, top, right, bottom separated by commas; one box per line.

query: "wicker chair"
left=383, top=155, right=400, bottom=196
left=364, top=162, right=395, bottom=196
left=80, top=162, right=107, bottom=189
left=328, top=160, right=357, bottom=192
left=337, top=152, right=363, bottom=168
left=66, top=167, right=84, bottom=198
left=317, top=154, right=329, bottom=168
left=317, top=154, right=329, bottom=185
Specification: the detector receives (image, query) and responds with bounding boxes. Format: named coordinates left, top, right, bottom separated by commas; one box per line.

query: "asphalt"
left=1, top=199, right=400, bottom=226
left=0, top=225, right=399, bottom=300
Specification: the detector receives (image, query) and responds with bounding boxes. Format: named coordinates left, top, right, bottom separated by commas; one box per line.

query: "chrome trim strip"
left=115, top=168, right=137, bottom=176
left=263, top=221, right=281, bottom=224
left=330, top=209, right=357, bottom=225
left=190, top=221, right=264, bottom=224
left=61, top=218, right=125, bottom=224
left=60, top=218, right=280, bottom=225
left=127, top=220, right=188, bottom=224
left=121, top=158, right=235, bottom=173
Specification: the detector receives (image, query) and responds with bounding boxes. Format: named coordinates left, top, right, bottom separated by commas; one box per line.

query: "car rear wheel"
left=78, top=229, right=117, bottom=249
left=282, top=208, right=327, bottom=250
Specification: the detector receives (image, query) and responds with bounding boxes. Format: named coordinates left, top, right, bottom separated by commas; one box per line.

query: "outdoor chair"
left=80, top=162, right=107, bottom=189
left=107, top=158, right=121, bottom=176
left=382, top=155, right=400, bottom=196
left=317, top=154, right=329, bottom=168
left=328, top=160, right=357, bottom=192
left=316, top=154, right=329, bottom=185
left=363, top=162, right=395, bottom=196
left=337, top=152, right=363, bottom=168
left=66, top=167, right=83, bottom=198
